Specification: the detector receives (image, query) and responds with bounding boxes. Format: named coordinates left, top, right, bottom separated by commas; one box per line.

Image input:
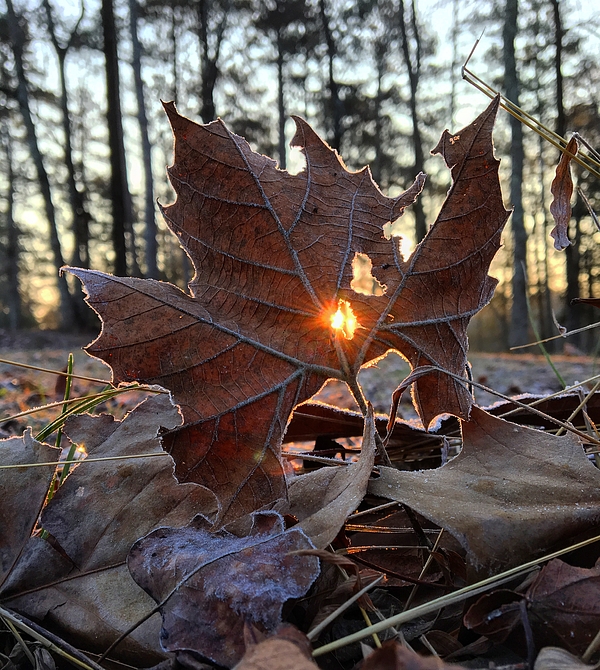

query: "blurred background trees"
left=0, top=0, right=598, bottom=353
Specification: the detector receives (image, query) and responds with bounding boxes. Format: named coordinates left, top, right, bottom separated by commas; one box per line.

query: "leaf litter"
left=1, top=99, right=600, bottom=669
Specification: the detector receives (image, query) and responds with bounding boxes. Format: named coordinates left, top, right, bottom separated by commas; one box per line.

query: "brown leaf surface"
left=465, top=559, right=600, bottom=655
left=128, top=511, right=320, bottom=668
left=358, top=640, right=464, bottom=670
left=66, top=97, right=508, bottom=525
left=276, top=405, right=376, bottom=548
left=0, top=431, right=58, bottom=590
left=235, top=624, right=318, bottom=670
left=0, top=395, right=218, bottom=665
left=368, top=406, right=600, bottom=573
left=550, top=137, right=579, bottom=251
left=526, top=558, right=600, bottom=654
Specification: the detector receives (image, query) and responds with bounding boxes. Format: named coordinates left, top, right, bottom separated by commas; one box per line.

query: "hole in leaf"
left=351, top=253, right=386, bottom=296
left=330, top=299, right=359, bottom=340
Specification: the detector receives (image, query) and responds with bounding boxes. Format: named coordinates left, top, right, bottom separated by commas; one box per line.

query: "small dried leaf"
left=368, top=406, right=600, bottom=572
left=534, top=647, right=600, bottom=670
left=128, top=511, right=320, bottom=668
left=234, top=625, right=317, bottom=670
left=526, top=558, right=600, bottom=654
left=357, top=640, right=464, bottom=670
left=550, top=137, right=579, bottom=251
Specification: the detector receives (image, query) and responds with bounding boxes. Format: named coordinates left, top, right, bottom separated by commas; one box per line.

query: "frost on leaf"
left=369, top=406, right=600, bottom=573
left=128, top=511, right=320, bottom=668
left=66, top=96, right=509, bottom=525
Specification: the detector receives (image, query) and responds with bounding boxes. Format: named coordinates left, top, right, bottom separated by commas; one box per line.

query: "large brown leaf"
left=66, top=97, right=508, bottom=525
left=369, top=406, right=600, bottom=573
left=127, top=511, right=320, bottom=668
left=0, top=396, right=217, bottom=665
left=0, top=431, right=58, bottom=590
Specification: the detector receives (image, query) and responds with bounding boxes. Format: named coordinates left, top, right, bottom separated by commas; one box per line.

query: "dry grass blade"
left=510, top=321, right=600, bottom=351
left=462, top=39, right=600, bottom=181
left=0, top=607, right=104, bottom=670
left=0, top=452, right=171, bottom=470
left=0, top=357, right=110, bottom=384
left=402, top=365, right=600, bottom=445
left=312, top=533, right=600, bottom=657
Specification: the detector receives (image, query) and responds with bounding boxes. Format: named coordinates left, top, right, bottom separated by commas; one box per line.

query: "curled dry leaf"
left=66, top=96, right=509, bottom=526
left=357, top=640, right=464, bottom=670
left=234, top=624, right=318, bottom=670
left=534, top=647, right=600, bottom=670
left=276, top=404, right=376, bottom=548
left=0, top=395, right=218, bottom=666
left=128, top=511, right=320, bottom=668
left=466, top=559, right=600, bottom=656
left=0, top=431, right=58, bottom=590
left=368, top=406, right=600, bottom=573
left=550, top=136, right=579, bottom=251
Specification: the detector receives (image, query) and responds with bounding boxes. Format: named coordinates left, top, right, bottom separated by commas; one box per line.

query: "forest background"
left=1, top=0, right=599, bottom=353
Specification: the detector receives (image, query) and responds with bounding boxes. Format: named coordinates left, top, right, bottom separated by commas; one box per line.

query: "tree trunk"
left=102, top=0, right=135, bottom=277
left=319, top=0, right=342, bottom=151
left=42, top=0, right=90, bottom=270
left=276, top=29, right=286, bottom=170
left=398, top=0, right=427, bottom=242
left=129, top=0, right=158, bottom=278
left=6, top=0, right=76, bottom=329
left=503, top=0, right=529, bottom=348
left=197, top=0, right=227, bottom=123
left=2, top=126, right=22, bottom=332
left=551, top=0, right=579, bottom=340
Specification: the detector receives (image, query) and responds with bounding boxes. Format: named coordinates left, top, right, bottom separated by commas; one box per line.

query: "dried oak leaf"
left=128, top=510, right=320, bottom=668
left=276, top=404, right=376, bottom=548
left=550, top=136, right=579, bottom=251
left=0, top=431, right=58, bottom=590
left=66, top=96, right=508, bottom=526
left=0, top=395, right=217, bottom=666
left=368, top=406, right=600, bottom=573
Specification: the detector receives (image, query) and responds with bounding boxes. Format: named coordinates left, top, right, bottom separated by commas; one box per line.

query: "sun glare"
left=330, top=300, right=359, bottom=340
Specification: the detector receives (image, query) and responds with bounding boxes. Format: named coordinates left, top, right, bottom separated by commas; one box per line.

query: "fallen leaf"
left=128, top=511, right=320, bottom=668
left=526, top=558, right=600, bottom=654
left=0, top=431, right=58, bottom=590
left=534, top=646, right=600, bottom=670
left=66, top=96, right=509, bottom=525
left=0, top=395, right=218, bottom=665
left=357, top=640, right=464, bottom=670
left=550, top=137, right=579, bottom=251
left=368, top=406, right=600, bottom=573
left=234, top=624, right=318, bottom=670
left=465, top=559, right=600, bottom=656
left=277, top=405, right=376, bottom=548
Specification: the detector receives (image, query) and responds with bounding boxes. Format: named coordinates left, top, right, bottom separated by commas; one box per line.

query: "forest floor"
left=1, top=328, right=598, bottom=436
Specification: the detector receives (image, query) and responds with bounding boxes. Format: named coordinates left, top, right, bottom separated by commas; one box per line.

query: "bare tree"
left=101, top=0, right=139, bottom=276
left=5, top=0, right=77, bottom=329
left=397, top=0, right=426, bottom=242
left=1, top=124, right=21, bottom=331
left=503, top=0, right=528, bottom=347
left=42, top=0, right=91, bottom=270
left=129, top=0, right=158, bottom=278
